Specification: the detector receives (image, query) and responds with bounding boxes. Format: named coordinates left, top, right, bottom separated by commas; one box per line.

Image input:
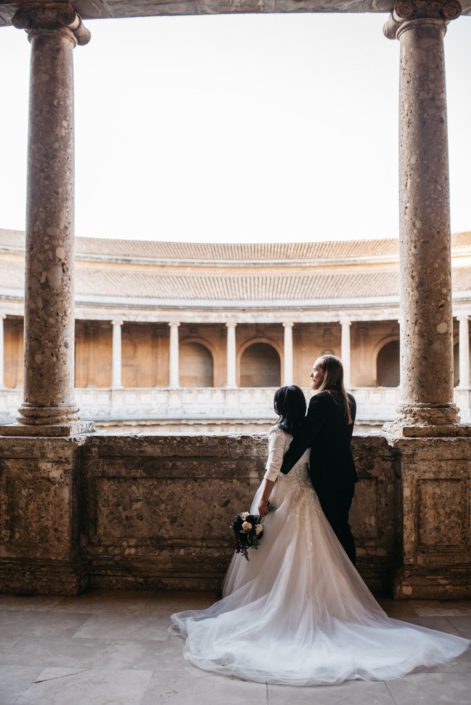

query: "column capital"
left=225, top=321, right=237, bottom=329
left=282, top=321, right=294, bottom=329
left=168, top=321, right=180, bottom=328
left=384, top=0, right=461, bottom=40
left=12, top=2, right=91, bottom=46
left=112, top=319, right=123, bottom=327
left=340, top=317, right=351, bottom=327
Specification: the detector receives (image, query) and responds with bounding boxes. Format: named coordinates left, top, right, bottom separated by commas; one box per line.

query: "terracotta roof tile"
left=0, top=228, right=401, bottom=261
left=2, top=228, right=471, bottom=263
left=1, top=229, right=471, bottom=303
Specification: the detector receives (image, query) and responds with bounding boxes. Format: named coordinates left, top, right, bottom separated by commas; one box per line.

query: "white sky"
left=0, top=12, right=470, bottom=243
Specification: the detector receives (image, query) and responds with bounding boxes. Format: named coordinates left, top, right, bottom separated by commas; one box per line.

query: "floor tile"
left=53, top=590, right=156, bottom=615
left=446, top=616, right=471, bottom=638
left=0, top=611, right=92, bottom=639
left=141, top=667, right=266, bottom=705
left=1, top=591, right=470, bottom=705
left=94, top=636, right=185, bottom=671
left=268, top=679, right=396, bottom=704
left=0, top=595, right=61, bottom=612
left=73, top=613, right=170, bottom=641
left=0, top=665, right=43, bottom=705
left=15, top=667, right=153, bottom=705
left=385, top=671, right=471, bottom=705
left=145, top=591, right=218, bottom=611
left=1, top=636, right=111, bottom=669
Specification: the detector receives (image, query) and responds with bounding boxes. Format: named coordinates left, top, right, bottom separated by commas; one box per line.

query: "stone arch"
left=180, top=340, right=214, bottom=387
left=376, top=339, right=400, bottom=387
left=239, top=340, right=281, bottom=387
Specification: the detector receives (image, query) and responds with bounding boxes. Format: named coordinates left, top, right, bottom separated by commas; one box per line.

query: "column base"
left=0, top=402, right=96, bottom=436
left=383, top=402, right=466, bottom=437
left=0, top=420, right=95, bottom=437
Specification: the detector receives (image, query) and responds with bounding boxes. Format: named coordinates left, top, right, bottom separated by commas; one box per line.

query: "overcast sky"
left=0, top=12, right=470, bottom=243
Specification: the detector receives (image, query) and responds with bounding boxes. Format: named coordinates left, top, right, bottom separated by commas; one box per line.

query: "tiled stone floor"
left=0, top=590, right=470, bottom=705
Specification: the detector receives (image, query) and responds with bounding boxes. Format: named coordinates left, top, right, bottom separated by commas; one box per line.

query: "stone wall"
left=0, top=432, right=469, bottom=598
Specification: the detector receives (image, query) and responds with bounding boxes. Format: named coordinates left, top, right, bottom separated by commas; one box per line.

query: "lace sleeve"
left=263, top=427, right=289, bottom=482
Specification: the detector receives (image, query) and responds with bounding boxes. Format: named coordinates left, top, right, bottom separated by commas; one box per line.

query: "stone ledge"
left=384, top=423, right=471, bottom=438
left=0, top=420, right=95, bottom=437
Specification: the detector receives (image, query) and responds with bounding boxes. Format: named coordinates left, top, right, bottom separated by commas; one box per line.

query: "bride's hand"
left=258, top=499, right=269, bottom=517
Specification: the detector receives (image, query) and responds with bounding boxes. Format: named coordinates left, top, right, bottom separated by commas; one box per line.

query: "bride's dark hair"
left=274, top=385, right=306, bottom=436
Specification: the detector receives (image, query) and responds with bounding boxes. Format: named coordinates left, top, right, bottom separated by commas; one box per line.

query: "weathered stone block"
left=389, top=436, right=471, bottom=599
left=0, top=436, right=88, bottom=595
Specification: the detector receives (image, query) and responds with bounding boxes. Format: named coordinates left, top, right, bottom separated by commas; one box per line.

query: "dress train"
left=170, top=436, right=470, bottom=686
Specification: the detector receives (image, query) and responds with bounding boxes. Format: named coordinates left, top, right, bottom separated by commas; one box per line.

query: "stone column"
left=0, top=315, right=5, bottom=389
left=112, top=320, right=123, bottom=389
left=3, top=3, right=92, bottom=436
left=340, top=319, right=351, bottom=388
left=283, top=322, right=294, bottom=386
left=384, top=0, right=462, bottom=434
left=169, top=322, right=180, bottom=389
left=458, top=315, right=470, bottom=389
left=226, top=322, right=237, bottom=388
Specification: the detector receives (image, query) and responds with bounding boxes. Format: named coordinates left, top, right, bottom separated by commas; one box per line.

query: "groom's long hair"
left=317, top=355, right=353, bottom=425
left=274, top=385, right=307, bottom=438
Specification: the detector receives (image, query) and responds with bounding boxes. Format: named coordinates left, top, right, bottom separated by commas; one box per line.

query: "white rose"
left=240, top=512, right=250, bottom=520
left=241, top=521, right=253, bottom=531
left=255, top=524, right=263, bottom=536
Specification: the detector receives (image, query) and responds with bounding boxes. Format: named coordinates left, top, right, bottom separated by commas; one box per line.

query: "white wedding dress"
left=170, top=426, right=470, bottom=686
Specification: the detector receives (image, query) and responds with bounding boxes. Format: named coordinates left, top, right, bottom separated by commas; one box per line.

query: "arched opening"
left=240, top=343, right=281, bottom=387
left=4, top=317, right=24, bottom=389
left=75, top=321, right=111, bottom=388
left=376, top=340, right=400, bottom=387
left=180, top=342, right=214, bottom=387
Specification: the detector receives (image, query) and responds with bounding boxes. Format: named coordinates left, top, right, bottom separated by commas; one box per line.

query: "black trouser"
left=316, top=489, right=356, bottom=566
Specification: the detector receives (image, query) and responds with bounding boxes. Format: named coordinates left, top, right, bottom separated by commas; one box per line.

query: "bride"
left=170, top=375, right=469, bottom=686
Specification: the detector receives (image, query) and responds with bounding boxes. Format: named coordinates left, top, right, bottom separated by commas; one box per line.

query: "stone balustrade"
left=3, top=386, right=471, bottom=426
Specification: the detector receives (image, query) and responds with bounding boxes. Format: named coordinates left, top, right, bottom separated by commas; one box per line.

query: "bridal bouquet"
left=232, top=506, right=274, bottom=561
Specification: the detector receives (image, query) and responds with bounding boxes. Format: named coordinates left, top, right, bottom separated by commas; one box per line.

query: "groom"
left=279, top=357, right=358, bottom=565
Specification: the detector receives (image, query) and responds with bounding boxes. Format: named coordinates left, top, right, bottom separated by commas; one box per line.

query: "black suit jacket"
left=280, top=390, right=357, bottom=494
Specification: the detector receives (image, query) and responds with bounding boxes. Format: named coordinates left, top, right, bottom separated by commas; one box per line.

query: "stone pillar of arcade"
left=383, top=0, right=471, bottom=599
left=0, top=3, right=92, bottom=595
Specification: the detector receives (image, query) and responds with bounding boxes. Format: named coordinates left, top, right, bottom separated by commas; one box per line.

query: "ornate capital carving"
left=384, top=0, right=461, bottom=39
left=12, top=2, right=90, bottom=45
